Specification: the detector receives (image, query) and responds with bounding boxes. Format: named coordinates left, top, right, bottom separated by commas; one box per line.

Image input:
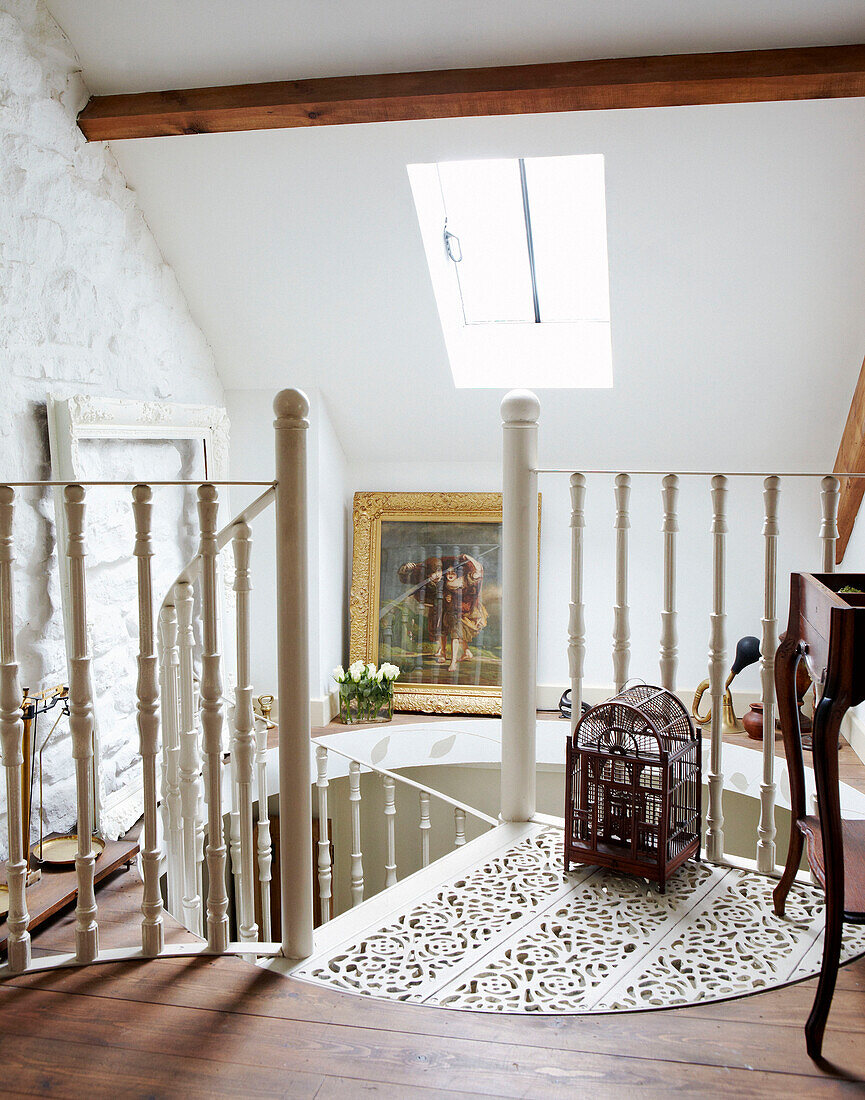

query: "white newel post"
left=0, top=487, right=31, bottom=973
left=273, top=390, right=314, bottom=959
left=198, top=484, right=230, bottom=953
left=568, top=473, right=587, bottom=736
left=64, top=485, right=99, bottom=963
left=612, top=473, right=631, bottom=693
left=660, top=474, right=679, bottom=692
left=500, top=390, right=540, bottom=823
left=232, top=520, right=258, bottom=944
left=132, top=486, right=165, bottom=956
left=757, top=476, right=780, bottom=873
left=706, top=474, right=728, bottom=864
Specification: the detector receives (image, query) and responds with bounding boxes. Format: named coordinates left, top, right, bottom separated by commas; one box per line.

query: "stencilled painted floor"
left=284, top=822, right=865, bottom=1014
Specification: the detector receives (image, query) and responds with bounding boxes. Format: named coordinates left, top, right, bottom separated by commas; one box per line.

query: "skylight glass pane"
left=523, top=154, right=611, bottom=323
left=437, top=159, right=535, bottom=324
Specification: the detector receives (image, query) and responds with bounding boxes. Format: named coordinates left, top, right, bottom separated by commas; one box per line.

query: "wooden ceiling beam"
left=834, top=351, right=865, bottom=563
left=78, top=43, right=865, bottom=141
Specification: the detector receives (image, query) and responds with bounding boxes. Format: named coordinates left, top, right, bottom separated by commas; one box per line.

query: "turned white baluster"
left=660, top=474, right=679, bottom=692
left=131, top=485, right=164, bottom=956
left=176, top=580, right=203, bottom=937
left=349, top=760, right=364, bottom=907
left=232, top=521, right=258, bottom=943
left=193, top=679, right=206, bottom=914
left=198, top=484, right=229, bottom=952
left=228, top=752, right=242, bottom=933
left=0, top=486, right=31, bottom=973
left=820, top=475, right=840, bottom=573
left=255, top=705, right=273, bottom=941
left=757, top=476, right=780, bottom=873
left=568, top=473, right=587, bottom=736
left=315, top=745, right=332, bottom=924
left=158, top=603, right=183, bottom=921
left=383, top=774, right=397, bottom=888
left=706, top=474, right=728, bottom=863
left=64, top=484, right=99, bottom=963
left=454, top=807, right=467, bottom=847
left=613, top=473, right=631, bottom=693
left=419, top=790, right=431, bottom=868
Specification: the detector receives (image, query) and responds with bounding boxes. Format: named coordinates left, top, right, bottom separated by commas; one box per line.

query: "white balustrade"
left=349, top=760, right=365, bottom=907
left=315, top=744, right=332, bottom=924
left=454, top=807, right=467, bottom=848
left=613, top=473, right=631, bottom=693
left=568, top=473, right=587, bottom=735
left=383, top=774, right=397, bottom=888
left=232, top=520, right=258, bottom=944
left=419, top=790, right=431, bottom=868
left=0, top=486, right=31, bottom=973
left=175, top=580, right=203, bottom=937
left=64, top=484, right=99, bottom=963
left=198, top=483, right=230, bottom=953
left=757, top=476, right=780, bottom=874
left=821, top=475, right=840, bottom=573
left=660, top=474, right=679, bottom=692
left=706, top=474, right=728, bottom=864
left=158, top=603, right=183, bottom=921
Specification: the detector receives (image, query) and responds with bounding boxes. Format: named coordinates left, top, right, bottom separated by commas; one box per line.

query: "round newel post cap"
left=501, top=390, right=540, bottom=425
left=273, top=388, right=310, bottom=423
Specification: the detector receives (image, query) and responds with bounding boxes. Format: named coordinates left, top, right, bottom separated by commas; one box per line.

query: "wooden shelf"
left=0, top=835, right=140, bottom=952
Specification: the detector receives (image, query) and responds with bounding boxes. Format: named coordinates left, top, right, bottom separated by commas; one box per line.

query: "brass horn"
left=691, top=679, right=743, bottom=736
left=691, top=635, right=761, bottom=736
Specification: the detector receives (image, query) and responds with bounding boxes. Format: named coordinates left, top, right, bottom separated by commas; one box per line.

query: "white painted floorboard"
left=265, top=823, right=865, bottom=1015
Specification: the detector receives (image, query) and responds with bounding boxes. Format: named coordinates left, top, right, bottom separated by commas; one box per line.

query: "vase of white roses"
left=333, top=661, right=400, bottom=723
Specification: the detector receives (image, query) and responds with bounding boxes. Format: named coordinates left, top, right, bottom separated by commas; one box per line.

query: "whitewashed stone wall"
left=0, top=0, right=225, bottom=853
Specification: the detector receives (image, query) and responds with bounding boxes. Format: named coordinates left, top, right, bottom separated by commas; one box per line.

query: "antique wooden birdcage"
left=565, top=684, right=701, bottom=892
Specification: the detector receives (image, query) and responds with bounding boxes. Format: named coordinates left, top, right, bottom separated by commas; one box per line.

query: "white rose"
left=348, top=660, right=365, bottom=682
left=366, top=662, right=377, bottom=679
left=332, top=665, right=346, bottom=683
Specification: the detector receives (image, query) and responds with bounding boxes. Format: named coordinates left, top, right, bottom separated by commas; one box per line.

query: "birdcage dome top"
left=574, top=684, right=695, bottom=761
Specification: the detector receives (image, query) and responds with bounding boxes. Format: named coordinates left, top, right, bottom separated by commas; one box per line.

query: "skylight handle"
left=443, top=225, right=462, bottom=263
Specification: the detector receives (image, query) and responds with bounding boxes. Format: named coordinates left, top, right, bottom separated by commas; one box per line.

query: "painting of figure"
left=350, top=492, right=539, bottom=714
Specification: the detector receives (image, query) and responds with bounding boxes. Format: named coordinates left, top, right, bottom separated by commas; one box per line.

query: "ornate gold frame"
left=349, top=491, right=539, bottom=715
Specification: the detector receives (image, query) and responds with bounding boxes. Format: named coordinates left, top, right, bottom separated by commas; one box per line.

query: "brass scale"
left=0, top=685, right=104, bottom=920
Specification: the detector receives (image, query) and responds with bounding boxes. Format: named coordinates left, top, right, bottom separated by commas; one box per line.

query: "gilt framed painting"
left=349, top=491, right=540, bottom=715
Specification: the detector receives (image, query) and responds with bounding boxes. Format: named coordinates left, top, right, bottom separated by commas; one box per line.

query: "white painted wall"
left=0, top=0, right=223, bottom=851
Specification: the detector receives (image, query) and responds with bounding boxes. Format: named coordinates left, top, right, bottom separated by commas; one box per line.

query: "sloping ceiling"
left=46, top=3, right=865, bottom=470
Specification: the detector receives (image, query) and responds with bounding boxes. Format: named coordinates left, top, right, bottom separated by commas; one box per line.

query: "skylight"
left=408, top=154, right=613, bottom=389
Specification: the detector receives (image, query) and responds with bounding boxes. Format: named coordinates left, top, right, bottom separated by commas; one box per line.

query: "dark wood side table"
left=773, top=572, right=865, bottom=1060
